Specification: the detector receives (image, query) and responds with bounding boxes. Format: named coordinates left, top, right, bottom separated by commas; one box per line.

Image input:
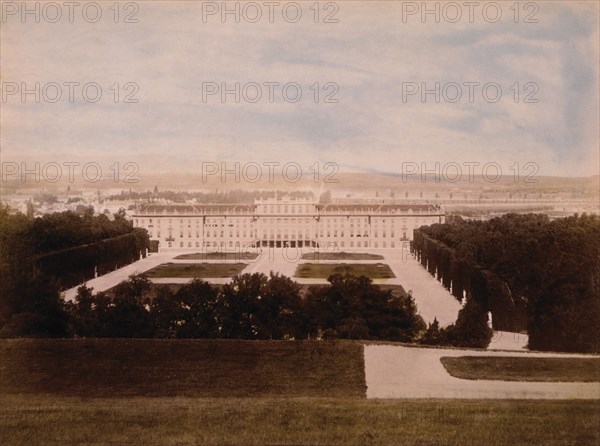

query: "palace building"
left=132, top=198, right=445, bottom=251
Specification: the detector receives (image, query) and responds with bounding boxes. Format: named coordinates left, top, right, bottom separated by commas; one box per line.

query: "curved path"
left=364, top=344, right=600, bottom=399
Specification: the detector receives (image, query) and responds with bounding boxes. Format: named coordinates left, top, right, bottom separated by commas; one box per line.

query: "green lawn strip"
left=145, top=262, right=247, bottom=278
left=294, top=263, right=396, bottom=279
left=300, top=252, right=384, bottom=261
left=174, top=252, right=259, bottom=261
left=1, top=396, right=598, bottom=446
left=0, top=339, right=365, bottom=398
left=441, top=356, right=600, bottom=382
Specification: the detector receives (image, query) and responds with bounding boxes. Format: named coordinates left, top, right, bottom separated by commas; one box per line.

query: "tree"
left=336, top=316, right=369, bottom=339
left=216, top=273, right=269, bottom=339
left=445, top=298, right=492, bottom=348
left=148, top=286, right=180, bottom=338
left=260, top=272, right=305, bottom=339
left=88, top=274, right=155, bottom=338
left=420, top=318, right=443, bottom=345
left=112, top=274, right=152, bottom=301
left=215, top=273, right=304, bottom=340
left=0, top=274, right=69, bottom=338
left=304, top=273, right=425, bottom=341
left=170, top=279, right=218, bottom=338
left=70, top=284, right=97, bottom=337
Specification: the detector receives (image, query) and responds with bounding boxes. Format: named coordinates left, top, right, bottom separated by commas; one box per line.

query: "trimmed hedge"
left=35, top=229, right=149, bottom=290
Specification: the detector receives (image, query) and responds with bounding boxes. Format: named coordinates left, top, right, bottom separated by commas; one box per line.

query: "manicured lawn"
left=0, top=339, right=365, bottom=398
left=301, top=252, right=384, bottom=261
left=441, top=356, right=600, bottom=382
left=295, top=263, right=396, bottom=279
left=174, top=252, right=259, bottom=261
left=145, top=262, right=247, bottom=278
left=2, top=396, right=598, bottom=445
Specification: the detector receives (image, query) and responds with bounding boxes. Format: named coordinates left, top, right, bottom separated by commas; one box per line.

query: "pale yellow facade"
left=132, top=199, right=444, bottom=251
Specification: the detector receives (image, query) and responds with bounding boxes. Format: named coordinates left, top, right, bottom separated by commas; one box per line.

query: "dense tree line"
left=1, top=264, right=495, bottom=347
left=412, top=213, right=600, bottom=353
left=0, top=272, right=427, bottom=341
left=411, top=229, right=527, bottom=332
left=66, top=272, right=425, bottom=341
left=0, top=206, right=149, bottom=335
left=35, top=230, right=149, bottom=289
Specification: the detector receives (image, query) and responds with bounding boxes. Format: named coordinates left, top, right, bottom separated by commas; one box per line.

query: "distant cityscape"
left=2, top=174, right=598, bottom=227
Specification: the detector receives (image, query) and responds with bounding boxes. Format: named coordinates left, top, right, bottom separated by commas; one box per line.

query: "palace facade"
left=132, top=198, right=445, bottom=251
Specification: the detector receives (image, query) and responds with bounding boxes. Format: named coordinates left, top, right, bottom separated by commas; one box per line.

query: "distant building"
left=132, top=198, right=445, bottom=251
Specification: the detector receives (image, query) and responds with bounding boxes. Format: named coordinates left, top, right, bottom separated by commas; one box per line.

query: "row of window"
left=136, top=213, right=434, bottom=224
left=167, top=240, right=404, bottom=249
left=259, top=204, right=315, bottom=214
left=150, top=230, right=408, bottom=240
left=138, top=217, right=423, bottom=227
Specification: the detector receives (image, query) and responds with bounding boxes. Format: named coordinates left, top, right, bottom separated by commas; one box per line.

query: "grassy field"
left=145, top=262, right=247, bottom=278
left=0, top=339, right=365, bottom=397
left=1, top=340, right=599, bottom=445
left=174, top=252, right=259, bottom=261
left=295, top=263, right=396, bottom=279
left=441, top=356, right=600, bottom=382
left=2, top=396, right=598, bottom=445
left=301, top=252, right=384, bottom=261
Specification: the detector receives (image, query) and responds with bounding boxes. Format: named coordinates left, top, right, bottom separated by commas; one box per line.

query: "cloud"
left=1, top=1, right=598, bottom=177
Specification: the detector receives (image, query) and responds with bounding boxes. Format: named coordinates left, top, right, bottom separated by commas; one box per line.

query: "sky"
left=1, top=1, right=599, bottom=180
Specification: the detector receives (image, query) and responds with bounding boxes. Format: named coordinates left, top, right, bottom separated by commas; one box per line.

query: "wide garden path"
left=364, top=344, right=600, bottom=399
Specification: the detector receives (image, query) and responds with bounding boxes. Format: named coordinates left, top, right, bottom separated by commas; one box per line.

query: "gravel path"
left=62, top=252, right=177, bottom=301
left=379, top=250, right=461, bottom=326
left=364, top=345, right=600, bottom=399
